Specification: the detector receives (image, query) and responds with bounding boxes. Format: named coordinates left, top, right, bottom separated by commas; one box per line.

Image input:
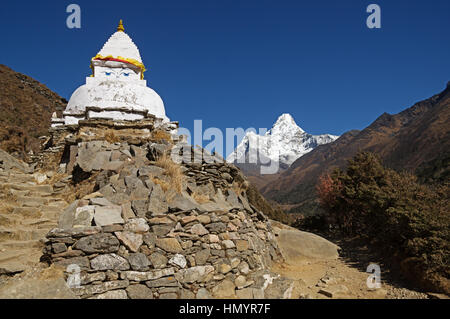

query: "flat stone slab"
left=275, top=229, right=340, bottom=262
left=94, top=205, right=124, bottom=226
left=0, top=267, right=78, bottom=299
left=8, top=183, right=53, bottom=194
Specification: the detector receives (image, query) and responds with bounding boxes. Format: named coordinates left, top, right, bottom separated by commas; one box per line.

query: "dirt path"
left=271, top=254, right=430, bottom=299
left=269, top=221, right=434, bottom=299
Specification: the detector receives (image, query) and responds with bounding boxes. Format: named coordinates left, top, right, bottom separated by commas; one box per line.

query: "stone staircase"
left=0, top=170, right=67, bottom=275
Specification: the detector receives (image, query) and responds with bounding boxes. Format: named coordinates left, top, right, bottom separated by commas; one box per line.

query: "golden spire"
left=117, top=19, right=125, bottom=32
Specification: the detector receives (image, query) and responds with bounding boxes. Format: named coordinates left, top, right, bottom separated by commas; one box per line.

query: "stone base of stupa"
left=38, top=115, right=179, bottom=173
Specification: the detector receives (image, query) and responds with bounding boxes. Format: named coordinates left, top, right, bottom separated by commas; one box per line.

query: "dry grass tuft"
left=0, top=184, right=17, bottom=202
left=38, top=264, right=64, bottom=280
left=63, top=172, right=99, bottom=203
left=192, top=192, right=210, bottom=204
left=42, top=172, right=66, bottom=185
left=103, top=129, right=120, bottom=144
left=151, top=176, right=170, bottom=193
left=154, top=153, right=185, bottom=193
left=151, top=130, right=172, bottom=144
left=232, top=181, right=248, bottom=197
left=0, top=185, right=17, bottom=215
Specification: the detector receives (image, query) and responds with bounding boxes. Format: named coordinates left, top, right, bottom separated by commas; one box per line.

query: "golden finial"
left=117, top=19, right=125, bottom=32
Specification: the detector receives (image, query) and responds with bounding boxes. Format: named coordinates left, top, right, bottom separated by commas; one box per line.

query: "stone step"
left=46, top=201, right=68, bottom=208
left=0, top=174, right=36, bottom=184
left=0, top=214, right=20, bottom=227
left=41, top=205, right=62, bottom=213
left=0, top=251, right=29, bottom=275
left=0, top=247, right=41, bottom=275
left=4, top=183, right=53, bottom=194
left=0, top=250, right=28, bottom=263
left=11, top=207, right=42, bottom=218
left=22, top=218, right=57, bottom=229
left=9, top=189, right=31, bottom=197
left=0, top=240, right=42, bottom=251
left=16, top=196, right=50, bottom=207
left=41, top=211, right=60, bottom=221
left=0, top=260, right=27, bottom=275
left=0, top=227, right=49, bottom=241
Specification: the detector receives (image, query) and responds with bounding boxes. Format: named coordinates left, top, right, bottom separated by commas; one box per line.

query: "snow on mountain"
left=227, top=113, right=339, bottom=169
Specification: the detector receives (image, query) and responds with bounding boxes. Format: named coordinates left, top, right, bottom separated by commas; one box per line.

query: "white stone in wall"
left=87, top=110, right=145, bottom=121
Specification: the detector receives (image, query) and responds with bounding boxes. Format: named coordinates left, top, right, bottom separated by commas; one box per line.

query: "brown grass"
left=0, top=184, right=17, bottom=215
left=192, top=191, right=210, bottom=204
left=151, top=176, right=170, bottom=192
left=63, top=171, right=99, bottom=203
left=151, top=130, right=172, bottom=143
left=232, top=181, right=248, bottom=197
left=0, top=184, right=17, bottom=202
left=103, top=129, right=120, bottom=144
left=154, top=153, right=185, bottom=193
left=41, top=172, right=66, bottom=185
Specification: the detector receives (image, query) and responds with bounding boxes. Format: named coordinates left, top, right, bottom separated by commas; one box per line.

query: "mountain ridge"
left=260, top=82, right=450, bottom=214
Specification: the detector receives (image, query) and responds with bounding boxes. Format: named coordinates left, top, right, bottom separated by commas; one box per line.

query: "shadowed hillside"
left=0, top=65, right=66, bottom=161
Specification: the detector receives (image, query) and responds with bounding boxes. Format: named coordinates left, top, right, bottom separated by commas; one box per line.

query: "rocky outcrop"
left=0, top=149, right=32, bottom=173
left=272, top=224, right=340, bottom=262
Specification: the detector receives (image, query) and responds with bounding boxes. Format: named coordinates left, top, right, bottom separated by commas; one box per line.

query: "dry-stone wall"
left=41, top=119, right=292, bottom=299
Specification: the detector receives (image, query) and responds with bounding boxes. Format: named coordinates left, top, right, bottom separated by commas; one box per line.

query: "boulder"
left=155, top=238, right=182, bottom=254
left=73, top=205, right=95, bottom=227
left=212, top=279, right=236, bottom=298
left=149, top=252, right=168, bottom=269
left=179, top=265, right=215, bottom=283
left=89, top=289, right=128, bottom=299
left=73, top=233, right=120, bottom=253
left=128, top=253, right=151, bottom=271
left=169, top=191, right=199, bottom=211
left=126, top=284, right=154, bottom=299
left=89, top=197, right=114, bottom=206
left=169, top=254, right=187, bottom=268
left=90, top=253, right=130, bottom=271
left=147, top=184, right=168, bottom=216
left=275, top=229, right=340, bottom=262
left=115, top=231, right=143, bottom=252
left=124, top=218, right=149, bottom=233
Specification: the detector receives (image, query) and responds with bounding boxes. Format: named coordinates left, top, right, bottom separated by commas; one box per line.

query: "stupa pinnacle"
left=53, top=20, right=169, bottom=126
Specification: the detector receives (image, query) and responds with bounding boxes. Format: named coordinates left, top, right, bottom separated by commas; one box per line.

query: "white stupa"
left=58, top=20, right=169, bottom=126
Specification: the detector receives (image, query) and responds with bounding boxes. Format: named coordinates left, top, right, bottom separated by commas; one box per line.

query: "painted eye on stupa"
left=122, top=73, right=130, bottom=77
left=104, top=72, right=112, bottom=76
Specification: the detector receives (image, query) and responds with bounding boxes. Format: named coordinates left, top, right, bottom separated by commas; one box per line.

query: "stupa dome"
left=60, top=20, right=169, bottom=126
left=92, top=20, right=145, bottom=78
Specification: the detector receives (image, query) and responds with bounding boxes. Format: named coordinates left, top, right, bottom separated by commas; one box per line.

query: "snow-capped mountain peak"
left=266, top=113, right=304, bottom=136
left=227, top=113, right=339, bottom=172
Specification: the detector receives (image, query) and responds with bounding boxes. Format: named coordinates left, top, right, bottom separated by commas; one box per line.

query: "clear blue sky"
left=1, top=0, right=449, bottom=155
